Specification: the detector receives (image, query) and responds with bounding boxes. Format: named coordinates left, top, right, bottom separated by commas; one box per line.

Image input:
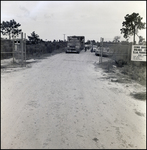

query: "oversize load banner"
left=131, top=45, right=146, bottom=61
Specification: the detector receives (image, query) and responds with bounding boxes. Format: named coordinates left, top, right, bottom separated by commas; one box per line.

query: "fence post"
left=99, top=37, right=104, bottom=63
left=12, top=38, right=15, bottom=64
left=21, top=32, right=23, bottom=67
left=127, top=43, right=132, bottom=64
left=24, top=33, right=26, bottom=67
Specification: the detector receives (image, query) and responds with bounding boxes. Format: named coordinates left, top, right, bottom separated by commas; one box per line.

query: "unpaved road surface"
left=1, top=50, right=146, bottom=149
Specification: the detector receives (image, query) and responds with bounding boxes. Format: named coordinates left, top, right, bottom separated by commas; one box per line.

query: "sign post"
left=99, top=37, right=104, bottom=63
left=24, top=33, right=26, bottom=67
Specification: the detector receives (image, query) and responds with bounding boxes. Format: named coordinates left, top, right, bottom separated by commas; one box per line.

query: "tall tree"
left=120, top=12, right=146, bottom=44
left=28, top=31, right=40, bottom=44
left=0, top=19, right=22, bottom=39
left=113, top=36, right=121, bottom=43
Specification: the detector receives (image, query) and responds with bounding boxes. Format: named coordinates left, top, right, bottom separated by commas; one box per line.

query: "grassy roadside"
left=1, top=48, right=66, bottom=69
left=97, top=60, right=146, bottom=86
left=96, top=59, right=146, bottom=101
left=26, top=48, right=65, bottom=60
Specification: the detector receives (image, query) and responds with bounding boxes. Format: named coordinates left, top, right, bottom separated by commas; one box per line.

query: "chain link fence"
left=1, top=33, right=26, bottom=68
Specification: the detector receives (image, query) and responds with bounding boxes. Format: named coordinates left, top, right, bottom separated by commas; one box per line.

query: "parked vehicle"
left=91, top=45, right=97, bottom=52
left=95, top=46, right=111, bottom=57
left=93, top=47, right=98, bottom=52
left=66, top=36, right=85, bottom=53
left=85, top=44, right=91, bottom=51
left=95, top=47, right=101, bottom=56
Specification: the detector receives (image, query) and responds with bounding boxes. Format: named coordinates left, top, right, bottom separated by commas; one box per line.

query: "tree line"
left=0, top=20, right=67, bottom=59
left=0, top=12, right=146, bottom=45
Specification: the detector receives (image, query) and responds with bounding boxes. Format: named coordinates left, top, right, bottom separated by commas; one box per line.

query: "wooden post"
left=21, top=32, right=23, bottom=67
left=12, top=37, right=14, bottom=64
left=101, top=38, right=103, bottom=63
left=99, top=38, right=101, bottom=63
left=24, top=33, right=26, bottom=67
left=128, top=43, right=132, bottom=64
left=99, top=37, right=104, bottom=63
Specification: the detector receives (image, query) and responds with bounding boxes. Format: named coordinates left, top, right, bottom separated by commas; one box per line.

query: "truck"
left=66, top=36, right=85, bottom=53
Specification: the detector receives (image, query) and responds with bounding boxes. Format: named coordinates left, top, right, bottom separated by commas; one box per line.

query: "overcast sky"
left=1, top=1, right=146, bottom=42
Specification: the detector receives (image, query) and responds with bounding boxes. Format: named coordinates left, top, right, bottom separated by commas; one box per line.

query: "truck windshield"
left=68, top=39, right=80, bottom=46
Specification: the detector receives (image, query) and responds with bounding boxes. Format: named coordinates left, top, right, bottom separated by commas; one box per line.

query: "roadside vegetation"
left=97, top=59, right=146, bottom=86
left=96, top=59, right=146, bottom=101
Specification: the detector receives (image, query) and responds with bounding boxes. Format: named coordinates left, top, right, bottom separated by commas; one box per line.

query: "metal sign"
left=14, top=39, right=21, bottom=51
left=131, top=45, right=146, bottom=61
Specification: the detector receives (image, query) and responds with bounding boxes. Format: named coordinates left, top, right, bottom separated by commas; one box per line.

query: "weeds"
left=98, top=59, right=146, bottom=86
left=130, top=92, right=146, bottom=101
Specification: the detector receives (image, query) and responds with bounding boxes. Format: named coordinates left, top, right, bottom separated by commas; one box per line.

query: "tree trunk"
left=9, top=33, right=11, bottom=40
left=133, top=26, right=136, bottom=45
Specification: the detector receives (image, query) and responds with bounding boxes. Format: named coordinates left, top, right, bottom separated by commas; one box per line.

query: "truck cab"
left=66, top=36, right=85, bottom=53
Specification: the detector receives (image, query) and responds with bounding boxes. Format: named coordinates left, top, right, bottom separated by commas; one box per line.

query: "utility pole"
left=63, top=34, right=66, bottom=41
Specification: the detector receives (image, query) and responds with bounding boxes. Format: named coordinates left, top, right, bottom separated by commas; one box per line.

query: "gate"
left=13, top=32, right=26, bottom=67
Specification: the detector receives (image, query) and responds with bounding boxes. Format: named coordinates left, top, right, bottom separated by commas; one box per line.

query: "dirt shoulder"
left=94, top=59, right=146, bottom=101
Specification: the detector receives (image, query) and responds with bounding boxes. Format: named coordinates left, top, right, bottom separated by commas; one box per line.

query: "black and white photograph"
left=1, top=1, right=146, bottom=149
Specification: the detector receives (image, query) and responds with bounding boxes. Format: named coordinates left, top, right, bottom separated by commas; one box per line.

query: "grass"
left=120, top=63, right=146, bottom=86
left=96, top=58, right=146, bottom=101
left=130, top=92, right=146, bottom=101
left=97, top=59, right=146, bottom=86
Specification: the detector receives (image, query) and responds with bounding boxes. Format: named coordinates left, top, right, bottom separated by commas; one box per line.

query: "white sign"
left=131, top=45, right=146, bottom=61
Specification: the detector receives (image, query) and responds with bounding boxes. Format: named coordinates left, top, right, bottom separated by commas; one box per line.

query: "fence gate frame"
left=12, top=32, right=26, bottom=67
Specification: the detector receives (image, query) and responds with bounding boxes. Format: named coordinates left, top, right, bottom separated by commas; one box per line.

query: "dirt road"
left=1, top=50, right=146, bottom=149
